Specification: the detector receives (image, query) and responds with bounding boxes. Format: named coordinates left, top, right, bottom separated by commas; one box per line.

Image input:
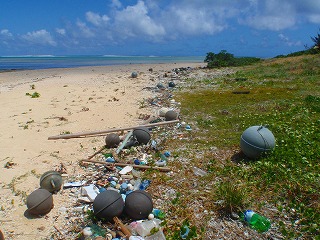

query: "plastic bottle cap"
left=244, top=210, right=254, bottom=221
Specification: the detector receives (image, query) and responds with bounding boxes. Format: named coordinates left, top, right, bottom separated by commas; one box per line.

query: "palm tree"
left=311, top=29, right=320, bottom=49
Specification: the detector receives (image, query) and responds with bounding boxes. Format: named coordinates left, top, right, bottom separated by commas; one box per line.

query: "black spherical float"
left=26, top=188, right=54, bottom=216
left=93, top=190, right=124, bottom=221
left=40, top=170, right=62, bottom=193
left=105, top=133, right=121, bottom=148
left=124, top=190, right=153, bottom=220
left=132, top=127, right=151, bottom=145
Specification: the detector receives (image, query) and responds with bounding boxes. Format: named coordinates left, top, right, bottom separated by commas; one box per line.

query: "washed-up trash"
left=131, top=72, right=138, bottom=78
left=105, top=133, right=121, bottom=148
left=119, top=165, right=133, bottom=175
left=185, top=125, right=192, bottom=131
left=240, top=125, right=275, bottom=159
left=164, top=110, right=178, bottom=121
left=180, top=225, right=190, bottom=239
left=168, top=81, right=176, bottom=88
left=163, top=151, right=171, bottom=157
left=135, top=219, right=162, bottom=237
left=152, top=209, right=166, bottom=220
left=139, top=180, right=151, bottom=190
left=82, top=227, right=93, bottom=237
left=133, top=127, right=151, bottom=145
left=155, top=160, right=166, bottom=167
left=192, top=166, right=207, bottom=177
left=26, top=188, right=53, bottom=216
left=93, top=190, right=124, bottom=220
left=81, top=184, right=100, bottom=202
left=63, top=180, right=86, bottom=188
left=125, top=190, right=153, bottom=220
left=105, top=156, right=115, bottom=163
left=242, top=210, right=271, bottom=232
left=145, top=228, right=166, bottom=240
left=129, top=236, right=145, bottom=240
left=40, top=170, right=62, bottom=193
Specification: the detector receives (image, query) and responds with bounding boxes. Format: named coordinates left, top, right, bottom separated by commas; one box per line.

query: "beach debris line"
left=47, top=119, right=179, bottom=140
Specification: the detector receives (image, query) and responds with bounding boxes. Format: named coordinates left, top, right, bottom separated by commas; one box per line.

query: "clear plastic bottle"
left=243, top=210, right=271, bottom=232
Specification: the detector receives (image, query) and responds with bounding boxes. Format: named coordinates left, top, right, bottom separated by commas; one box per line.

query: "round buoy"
left=168, top=81, right=176, bottom=88
left=124, top=190, right=153, bottom=220
left=165, top=110, right=178, bottom=121
left=93, top=190, right=124, bottom=220
left=40, top=171, right=62, bottom=193
left=26, top=189, right=53, bottom=215
left=131, top=72, right=138, bottom=78
left=105, top=133, right=121, bottom=148
left=240, top=125, right=275, bottom=159
left=133, top=127, right=151, bottom=144
left=158, top=107, right=170, bottom=117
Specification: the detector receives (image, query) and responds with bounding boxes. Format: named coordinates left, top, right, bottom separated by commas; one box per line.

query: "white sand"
left=0, top=62, right=205, bottom=239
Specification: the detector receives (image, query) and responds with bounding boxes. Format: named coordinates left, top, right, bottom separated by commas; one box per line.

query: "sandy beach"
left=0, top=62, right=205, bottom=239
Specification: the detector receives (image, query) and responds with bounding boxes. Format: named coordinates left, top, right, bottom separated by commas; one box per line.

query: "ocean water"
left=0, top=55, right=205, bottom=70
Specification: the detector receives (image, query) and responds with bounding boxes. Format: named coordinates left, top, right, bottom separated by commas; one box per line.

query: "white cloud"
left=162, top=6, right=227, bottom=36
left=76, top=20, right=95, bottom=37
left=56, top=28, right=66, bottom=35
left=114, top=1, right=165, bottom=39
left=240, top=0, right=297, bottom=30
left=278, top=33, right=301, bottom=46
left=110, top=0, right=122, bottom=8
left=308, top=14, right=320, bottom=24
left=86, top=11, right=110, bottom=27
left=1, top=29, right=13, bottom=38
left=22, top=29, right=56, bottom=46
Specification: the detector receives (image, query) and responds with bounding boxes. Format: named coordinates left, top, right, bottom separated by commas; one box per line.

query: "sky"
left=0, top=0, right=319, bottom=58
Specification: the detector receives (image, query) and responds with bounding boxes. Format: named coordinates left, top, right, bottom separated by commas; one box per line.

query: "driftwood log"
left=48, top=119, right=179, bottom=140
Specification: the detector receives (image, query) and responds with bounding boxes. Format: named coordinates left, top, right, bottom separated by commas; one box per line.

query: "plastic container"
left=192, top=166, right=207, bottom=177
left=243, top=210, right=271, bottom=232
left=136, top=219, right=161, bottom=237
left=145, top=228, right=166, bottom=240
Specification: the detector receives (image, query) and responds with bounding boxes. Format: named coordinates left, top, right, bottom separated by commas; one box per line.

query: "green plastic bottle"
left=243, top=210, right=271, bottom=232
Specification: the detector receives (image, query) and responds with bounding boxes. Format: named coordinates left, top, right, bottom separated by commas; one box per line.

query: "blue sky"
left=0, top=0, right=319, bottom=57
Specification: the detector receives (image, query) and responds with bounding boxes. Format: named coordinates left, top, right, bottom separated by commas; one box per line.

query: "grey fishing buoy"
left=105, top=133, right=121, bottom=148
left=240, top=125, right=275, bottom=159
left=26, top=188, right=53, bottom=216
left=124, top=190, right=153, bottom=220
left=131, top=72, right=138, bottom=78
left=132, top=127, right=151, bottom=144
left=165, top=110, right=178, bottom=121
left=93, top=190, right=124, bottom=221
left=40, top=171, right=62, bottom=193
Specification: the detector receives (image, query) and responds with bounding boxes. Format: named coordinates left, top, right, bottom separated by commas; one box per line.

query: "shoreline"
left=0, top=62, right=205, bottom=239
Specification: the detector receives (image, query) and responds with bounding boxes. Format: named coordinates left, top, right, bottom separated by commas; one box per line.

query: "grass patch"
left=168, top=54, right=320, bottom=238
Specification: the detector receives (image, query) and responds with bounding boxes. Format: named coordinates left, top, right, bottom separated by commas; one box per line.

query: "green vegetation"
left=26, top=91, right=40, bottom=98
left=166, top=54, right=319, bottom=239
left=204, top=50, right=260, bottom=68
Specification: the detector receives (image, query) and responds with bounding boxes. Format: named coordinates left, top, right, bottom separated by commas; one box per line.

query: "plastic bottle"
left=139, top=179, right=151, bottom=190
left=243, top=210, right=271, bottom=232
left=152, top=209, right=166, bottom=220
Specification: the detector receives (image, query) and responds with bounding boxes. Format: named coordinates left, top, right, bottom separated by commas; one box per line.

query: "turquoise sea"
left=0, top=55, right=205, bottom=70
